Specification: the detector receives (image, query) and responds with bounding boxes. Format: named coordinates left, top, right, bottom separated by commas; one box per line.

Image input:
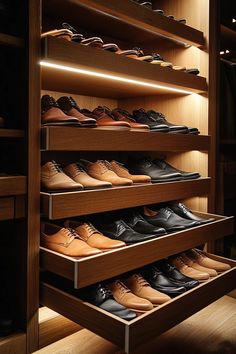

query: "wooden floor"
left=34, top=295, right=236, bottom=354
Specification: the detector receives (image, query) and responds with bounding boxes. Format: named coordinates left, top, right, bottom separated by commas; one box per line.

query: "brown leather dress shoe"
left=170, top=255, right=210, bottom=281
left=41, top=223, right=101, bottom=256
left=112, top=108, right=150, bottom=131
left=186, top=249, right=231, bottom=272
left=93, top=106, right=130, bottom=129
left=41, top=160, right=83, bottom=192
left=57, top=96, right=97, bottom=127
left=41, top=28, right=73, bottom=41
left=109, top=280, right=153, bottom=312
left=64, top=163, right=112, bottom=189
left=64, top=220, right=125, bottom=250
left=124, top=274, right=171, bottom=306
left=41, top=95, right=80, bottom=126
left=110, top=160, right=151, bottom=184
left=81, top=159, right=133, bottom=186
left=180, top=253, right=217, bottom=277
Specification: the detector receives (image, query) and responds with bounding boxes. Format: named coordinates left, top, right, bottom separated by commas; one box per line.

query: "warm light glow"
left=220, top=51, right=225, bottom=55
left=232, top=18, right=236, bottom=23
left=40, top=60, right=194, bottom=95
left=226, top=49, right=230, bottom=54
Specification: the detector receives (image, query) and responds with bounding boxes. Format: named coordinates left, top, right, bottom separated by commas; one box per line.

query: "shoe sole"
left=41, top=188, right=83, bottom=193
left=83, top=185, right=112, bottom=190
left=151, top=178, right=182, bottom=182
left=94, top=126, right=130, bottom=130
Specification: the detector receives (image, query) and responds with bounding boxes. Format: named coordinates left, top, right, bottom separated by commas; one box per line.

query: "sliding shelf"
left=41, top=127, right=210, bottom=152
left=0, top=176, right=26, bottom=197
left=0, top=331, right=26, bottom=354
left=43, top=0, right=205, bottom=47
left=41, top=253, right=236, bottom=353
left=40, top=212, right=234, bottom=288
left=41, top=178, right=210, bottom=219
left=41, top=37, right=207, bottom=98
left=0, top=32, right=24, bottom=48
left=0, top=129, right=24, bottom=138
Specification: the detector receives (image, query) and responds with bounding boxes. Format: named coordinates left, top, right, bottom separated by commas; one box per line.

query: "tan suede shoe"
left=109, top=280, right=153, bottom=313
left=124, top=274, right=171, bottom=306
left=180, top=253, right=217, bottom=277
left=81, top=159, right=133, bottom=186
left=64, top=220, right=125, bottom=250
left=110, top=160, right=151, bottom=184
left=63, top=163, right=112, bottom=190
left=41, top=161, right=83, bottom=192
left=170, top=255, right=210, bottom=281
left=186, top=249, right=231, bottom=272
left=41, top=223, right=102, bottom=257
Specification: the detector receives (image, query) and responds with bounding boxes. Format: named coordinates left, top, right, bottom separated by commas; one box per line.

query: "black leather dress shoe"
left=147, top=110, right=189, bottom=134
left=132, top=109, right=170, bottom=132
left=153, top=159, right=200, bottom=180
left=155, top=259, right=199, bottom=290
left=142, top=206, right=200, bottom=231
left=98, top=220, right=158, bottom=244
left=78, top=283, right=136, bottom=320
left=141, top=265, right=186, bottom=297
left=124, top=211, right=167, bottom=236
left=169, top=202, right=215, bottom=224
left=188, top=127, right=200, bottom=134
left=126, top=157, right=181, bottom=183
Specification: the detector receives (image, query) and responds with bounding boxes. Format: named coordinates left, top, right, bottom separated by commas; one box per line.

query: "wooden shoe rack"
left=0, top=1, right=235, bottom=354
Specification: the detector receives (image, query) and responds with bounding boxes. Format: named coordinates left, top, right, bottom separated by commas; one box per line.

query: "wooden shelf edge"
left=0, top=176, right=27, bottom=197
left=0, top=331, right=26, bottom=354
left=0, top=33, right=24, bottom=48
left=41, top=127, right=211, bottom=152
left=0, top=129, right=24, bottom=138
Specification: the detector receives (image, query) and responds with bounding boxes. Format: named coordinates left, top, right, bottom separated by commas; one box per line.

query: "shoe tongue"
left=69, top=97, right=79, bottom=109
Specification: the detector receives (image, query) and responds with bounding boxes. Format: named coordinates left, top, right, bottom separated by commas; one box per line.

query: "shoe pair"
left=132, top=109, right=200, bottom=134
left=41, top=221, right=125, bottom=257
left=41, top=95, right=97, bottom=127
left=108, top=274, right=171, bottom=313
left=127, top=156, right=200, bottom=183
left=170, top=249, right=231, bottom=281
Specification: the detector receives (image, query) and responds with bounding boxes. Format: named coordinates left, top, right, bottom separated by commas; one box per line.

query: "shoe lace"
left=68, top=96, right=79, bottom=109
left=74, top=162, right=85, bottom=175
left=99, top=285, right=112, bottom=298
left=134, top=274, right=150, bottom=287
left=179, top=203, right=191, bottom=214
left=114, top=108, right=136, bottom=122
left=98, top=160, right=113, bottom=173
left=161, top=207, right=172, bottom=218
left=116, top=281, right=131, bottom=294
left=50, top=160, right=63, bottom=173
left=113, top=160, right=128, bottom=172
left=84, top=222, right=98, bottom=235
left=62, top=227, right=76, bottom=239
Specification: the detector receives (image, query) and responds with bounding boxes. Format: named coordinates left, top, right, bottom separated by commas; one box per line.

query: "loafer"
left=98, top=219, right=158, bottom=244
left=142, top=206, right=200, bottom=231
left=126, top=157, right=181, bottom=182
left=155, top=259, right=199, bottom=290
left=124, top=210, right=167, bottom=236
left=147, top=110, right=189, bottom=134
left=153, top=159, right=200, bottom=180
left=64, top=220, right=126, bottom=250
left=41, top=223, right=102, bottom=257
left=57, top=96, right=97, bottom=127
left=140, top=265, right=186, bottom=297
left=169, top=202, right=215, bottom=224
left=132, top=109, right=170, bottom=132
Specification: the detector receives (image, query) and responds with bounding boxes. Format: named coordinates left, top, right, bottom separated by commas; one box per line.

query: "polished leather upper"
left=147, top=110, right=189, bottom=133
left=41, top=161, right=83, bottom=192
left=142, top=206, right=200, bottom=231
left=124, top=274, right=171, bottom=305
left=169, top=203, right=215, bottom=224
left=186, top=249, right=231, bottom=272
left=64, top=220, right=125, bottom=249
left=64, top=163, right=112, bottom=189
left=141, top=266, right=186, bottom=296
left=180, top=253, right=217, bottom=277
left=153, top=159, right=200, bottom=180
left=127, top=157, right=181, bottom=182
left=170, top=255, right=210, bottom=281
left=155, top=259, right=199, bottom=290
left=41, top=223, right=101, bottom=257
left=124, top=210, right=167, bottom=235
left=41, top=95, right=80, bottom=125
left=112, top=108, right=150, bottom=130
left=98, top=219, right=158, bottom=244
left=132, top=109, right=170, bottom=131
left=93, top=106, right=130, bottom=128
left=110, top=160, right=151, bottom=183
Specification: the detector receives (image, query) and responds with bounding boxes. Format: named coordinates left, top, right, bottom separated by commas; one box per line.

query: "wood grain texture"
left=40, top=213, right=234, bottom=288
left=32, top=295, right=236, bottom=354
left=0, top=32, right=24, bottom=48
left=0, top=176, right=26, bottom=197
left=0, top=197, right=14, bottom=220
left=41, top=178, right=211, bottom=219
left=40, top=256, right=236, bottom=353
left=42, top=0, right=204, bottom=47
left=0, top=332, right=26, bottom=354
left=41, top=37, right=207, bottom=98
left=0, top=129, right=24, bottom=138
left=41, top=126, right=210, bottom=152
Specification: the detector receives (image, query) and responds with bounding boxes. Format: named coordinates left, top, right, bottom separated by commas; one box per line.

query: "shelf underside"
left=43, top=0, right=204, bottom=47
left=41, top=37, right=207, bottom=98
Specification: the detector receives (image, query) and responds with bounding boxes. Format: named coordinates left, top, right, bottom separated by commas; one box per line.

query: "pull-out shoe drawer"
left=41, top=253, right=236, bottom=354
left=40, top=212, right=234, bottom=289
